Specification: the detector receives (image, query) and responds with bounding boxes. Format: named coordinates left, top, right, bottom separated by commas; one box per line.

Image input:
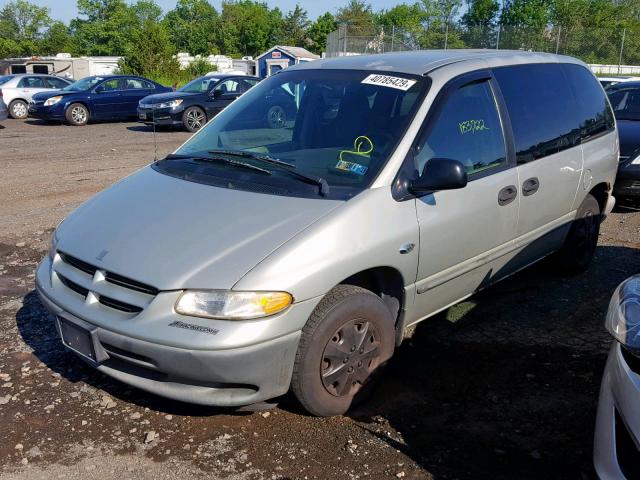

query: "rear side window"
left=46, top=77, right=69, bottom=89
left=18, top=76, right=46, bottom=88
left=125, top=78, right=154, bottom=89
left=415, top=80, right=507, bottom=176
left=562, top=64, right=614, bottom=139
left=493, top=64, right=578, bottom=163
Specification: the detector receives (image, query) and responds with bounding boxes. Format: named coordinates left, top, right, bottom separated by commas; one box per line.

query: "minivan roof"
left=292, top=49, right=584, bottom=76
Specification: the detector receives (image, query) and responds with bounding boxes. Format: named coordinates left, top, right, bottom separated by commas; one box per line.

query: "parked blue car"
left=28, top=75, right=171, bottom=126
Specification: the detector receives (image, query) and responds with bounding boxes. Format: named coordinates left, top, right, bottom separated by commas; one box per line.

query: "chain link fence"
left=326, top=24, right=640, bottom=73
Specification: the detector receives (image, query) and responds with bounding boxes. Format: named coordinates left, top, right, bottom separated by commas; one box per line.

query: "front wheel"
left=555, top=193, right=601, bottom=274
left=182, top=106, right=206, bottom=132
left=65, top=103, right=89, bottom=126
left=9, top=100, right=28, bottom=119
left=291, top=285, right=395, bottom=417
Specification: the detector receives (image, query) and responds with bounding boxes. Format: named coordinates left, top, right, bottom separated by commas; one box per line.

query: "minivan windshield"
left=179, top=76, right=218, bottom=93
left=62, top=76, right=104, bottom=92
left=608, top=87, right=640, bottom=121
left=162, top=69, right=427, bottom=199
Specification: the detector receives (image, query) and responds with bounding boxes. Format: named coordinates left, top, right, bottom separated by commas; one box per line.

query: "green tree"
left=118, top=19, right=179, bottom=78
left=40, top=21, right=75, bottom=54
left=281, top=4, right=310, bottom=47
left=336, top=0, right=377, bottom=35
left=462, top=0, right=500, bottom=27
left=377, top=3, right=426, bottom=49
left=307, top=12, right=337, bottom=54
left=216, top=1, right=283, bottom=57
left=500, top=0, right=551, bottom=29
left=164, top=0, right=218, bottom=55
left=0, top=0, right=51, bottom=55
left=71, top=0, right=137, bottom=55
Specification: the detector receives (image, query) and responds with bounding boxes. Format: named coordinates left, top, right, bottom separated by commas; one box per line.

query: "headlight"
left=156, top=99, right=183, bottom=109
left=175, top=290, right=293, bottom=320
left=631, top=155, right=640, bottom=165
left=48, top=229, right=59, bottom=260
left=44, top=96, right=62, bottom=107
left=605, top=275, right=640, bottom=349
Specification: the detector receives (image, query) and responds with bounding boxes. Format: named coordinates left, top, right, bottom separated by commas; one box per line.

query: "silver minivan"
left=36, top=51, right=618, bottom=416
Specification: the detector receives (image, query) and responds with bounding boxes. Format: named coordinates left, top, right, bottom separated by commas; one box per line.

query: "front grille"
left=57, top=273, right=89, bottom=297
left=615, top=409, right=640, bottom=479
left=98, top=295, right=143, bottom=313
left=54, top=251, right=156, bottom=315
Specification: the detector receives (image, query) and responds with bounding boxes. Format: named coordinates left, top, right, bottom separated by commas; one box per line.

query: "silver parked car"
left=36, top=50, right=618, bottom=416
left=0, top=74, right=72, bottom=119
left=595, top=275, right=640, bottom=479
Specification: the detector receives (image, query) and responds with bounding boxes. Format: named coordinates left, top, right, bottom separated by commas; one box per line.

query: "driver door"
left=206, top=78, right=242, bottom=119
left=409, top=71, right=520, bottom=323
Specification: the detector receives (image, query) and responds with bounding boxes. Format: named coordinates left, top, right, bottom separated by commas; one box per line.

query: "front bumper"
left=35, top=255, right=317, bottom=406
left=137, top=106, right=183, bottom=126
left=594, top=343, right=640, bottom=479
left=614, top=162, right=640, bottom=201
left=28, top=101, right=65, bottom=120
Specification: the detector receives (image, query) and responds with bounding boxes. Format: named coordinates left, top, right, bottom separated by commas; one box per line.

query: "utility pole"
left=618, top=28, right=626, bottom=74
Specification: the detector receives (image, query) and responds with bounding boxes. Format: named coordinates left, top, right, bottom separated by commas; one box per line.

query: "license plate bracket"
left=57, top=316, right=108, bottom=364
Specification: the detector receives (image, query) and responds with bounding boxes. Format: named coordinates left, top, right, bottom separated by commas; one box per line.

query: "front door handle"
left=498, top=185, right=517, bottom=206
left=522, top=177, right=540, bottom=196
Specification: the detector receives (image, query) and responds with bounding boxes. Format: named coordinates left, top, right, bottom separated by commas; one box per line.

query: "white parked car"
left=0, top=74, right=72, bottom=119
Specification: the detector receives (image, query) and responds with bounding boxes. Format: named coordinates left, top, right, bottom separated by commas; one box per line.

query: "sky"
left=0, top=0, right=402, bottom=21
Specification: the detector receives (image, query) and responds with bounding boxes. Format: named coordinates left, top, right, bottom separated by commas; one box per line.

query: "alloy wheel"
left=186, top=109, right=205, bottom=130
left=12, top=102, right=27, bottom=118
left=71, top=106, right=87, bottom=124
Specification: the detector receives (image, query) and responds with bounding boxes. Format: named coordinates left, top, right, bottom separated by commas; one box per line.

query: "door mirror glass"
left=211, top=88, right=224, bottom=99
left=409, top=158, right=468, bottom=194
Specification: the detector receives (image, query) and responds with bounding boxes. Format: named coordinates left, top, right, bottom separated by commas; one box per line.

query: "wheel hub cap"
left=320, top=319, right=380, bottom=397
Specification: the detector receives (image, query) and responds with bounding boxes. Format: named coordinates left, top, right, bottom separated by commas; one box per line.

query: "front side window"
left=179, top=76, right=217, bottom=93
left=414, top=80, right=507, bottom=177
left=494, top=64, right=577, bottom=162
left=158, top=69, right=428, bottom=199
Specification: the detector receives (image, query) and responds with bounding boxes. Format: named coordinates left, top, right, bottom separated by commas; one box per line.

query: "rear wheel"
left=9, top=100, right=28, bottom=119
left=182, top=106, right=206, bottom=132
left=266, top=105, right=286, bottom=129
left=555, top=193, right=601, bottom=274
left=65, top=103, right=89, bottom=126
left=291, top=285, right=395, bottom=417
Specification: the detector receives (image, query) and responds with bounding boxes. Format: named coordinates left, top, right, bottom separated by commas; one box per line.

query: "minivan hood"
left=55, top=167, right=342, bottom=291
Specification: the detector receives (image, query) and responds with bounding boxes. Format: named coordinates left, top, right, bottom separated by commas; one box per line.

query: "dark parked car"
left=607, top=82, right=640, bottom=205
left=137, top=74, right=264, bottom=132
left=28, top=75, right=171, bottom=126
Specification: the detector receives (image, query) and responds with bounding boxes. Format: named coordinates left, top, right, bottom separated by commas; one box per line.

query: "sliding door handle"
left=522, top=177, right=540, bottom=196
left=498, top=185, right=517, bottom=206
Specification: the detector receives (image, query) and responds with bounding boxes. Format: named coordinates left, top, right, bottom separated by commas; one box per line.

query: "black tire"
left=291, top=284, right=395, bottom=417
left=8, top=99, right=28, bottom=119
left=266, top=105, right=286, bottom=129
left=555, top=193, right=601, bottom=274
left=182, top=106, right=206, bottom=132
left=65, top=103, right=89, bottom=126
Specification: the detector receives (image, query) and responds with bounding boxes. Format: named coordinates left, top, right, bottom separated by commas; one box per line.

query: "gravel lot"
left=1, top=119, right=639, bottom=479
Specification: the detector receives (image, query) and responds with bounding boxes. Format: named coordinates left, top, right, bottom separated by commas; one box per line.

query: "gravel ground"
left=1, top=119, right=639, bottom=479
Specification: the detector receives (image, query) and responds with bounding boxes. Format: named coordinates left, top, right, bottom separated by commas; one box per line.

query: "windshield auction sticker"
left=361, top=74, right=417, bottom=91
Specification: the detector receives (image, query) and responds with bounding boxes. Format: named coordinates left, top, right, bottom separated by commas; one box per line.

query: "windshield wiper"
left=165, top=153, right=272, bottom=176
left=208, top=149, right=330, bottom=196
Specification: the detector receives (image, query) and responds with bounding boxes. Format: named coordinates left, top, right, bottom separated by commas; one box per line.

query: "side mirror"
left=409, top=158, right=468, bottom=195
left=94, top=86, right=104, bottom=94
left=210, top=88, right=223, bottom=99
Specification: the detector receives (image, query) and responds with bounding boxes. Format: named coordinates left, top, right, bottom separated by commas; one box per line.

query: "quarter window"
left=493, top=64, right=578, bottom=163
left=415, top=79, right=507, bottom=177
left=562, top=64, right=615, bottom=139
